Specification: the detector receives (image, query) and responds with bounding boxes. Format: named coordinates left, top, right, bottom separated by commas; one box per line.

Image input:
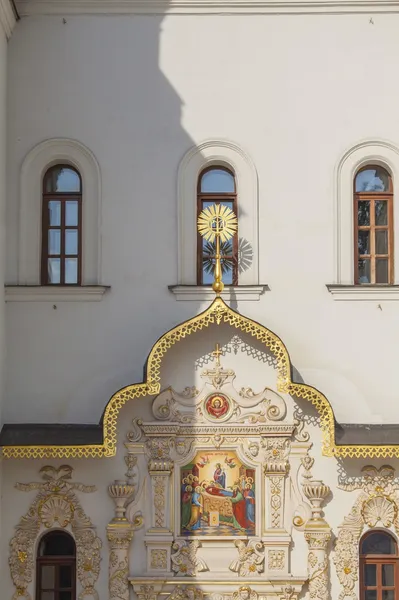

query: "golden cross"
left=212, top=343, right=223, bottom=368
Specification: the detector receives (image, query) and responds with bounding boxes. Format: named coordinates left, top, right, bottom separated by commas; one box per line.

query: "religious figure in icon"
left=180, top=451, right=256, bottom=536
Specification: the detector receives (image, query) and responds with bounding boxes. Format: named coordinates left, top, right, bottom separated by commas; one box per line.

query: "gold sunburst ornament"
left=197, top=204, right=238, bottom=294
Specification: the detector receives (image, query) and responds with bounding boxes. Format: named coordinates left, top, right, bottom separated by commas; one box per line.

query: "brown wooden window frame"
left=36, top=531, right=76, bottom=600
left=354, top=165, right=394, bottom=285
left=41, top=165, right=83, bottom=286
left=359, top=530, right=399, bottom=600
left=196, top=165, right=238, bottom=286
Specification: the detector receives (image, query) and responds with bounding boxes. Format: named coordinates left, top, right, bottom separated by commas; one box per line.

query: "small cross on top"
left=212, top=343, right=223, bottom=368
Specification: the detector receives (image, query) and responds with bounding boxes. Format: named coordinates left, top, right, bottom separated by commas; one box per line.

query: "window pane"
left=45, top=167, right=81, bottom=193
left=41, top=565, right=55, bottom=588
left=382, top=564, right=394, bottom=586
left=376, top=259, right=389, bottom=283
left=361, top=532, right=397, bottom=555
left=48, top=230, right=61, bottom=255
left=203, top=200, right=234, bottom=210
left=65, top=230, right=78, bottom=255
left=356, top=167, right=390, bottom=192
left=358, top=231, right=370, bottom=255
left=382, top=591, right=394, bottom=600
left=376, top=230, right=388, bottom=255
left=376, top=201, right=388, bottom=226
left=39, top=532, right=75, bottom=556
left=200, top=169, right=235, bottom=193
left=65, top=258, right=78, bottom=284
left=59, top=565, right=72, bottom=588
left=48, top=201, right=61, bottom=226
left=358, top=201, right=370, bottom=226
left=59, top=593, right=72, bottom=600
left=65, top=201, right=78, bottom=226
left=365, top=592, right=377, bottom=600
left=364, top=564, right=376, bottom=586
left=358, top=259, right=370, bottom=283
left=222, top=261, right=233, bottom=285
left=48, top=258, right=60, bottom=284
left=41, top=593, right=55, bottom=600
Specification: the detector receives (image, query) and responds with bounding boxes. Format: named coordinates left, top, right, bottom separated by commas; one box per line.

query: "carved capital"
left=262, top=438, right=290, bottom=474
left=304, top=529, right=331, bottom=550
left=107, top=524, right=134, bottom=550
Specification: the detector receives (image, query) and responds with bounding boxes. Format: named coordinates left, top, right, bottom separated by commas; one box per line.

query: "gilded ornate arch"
left=2, top=297, right=398, bottom=459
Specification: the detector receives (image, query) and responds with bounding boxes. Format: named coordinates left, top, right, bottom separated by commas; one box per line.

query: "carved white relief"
left=10, top=466, right=102, bottom=600
left=171, top=540, right=209, bottom=576
left=229, top=539, right=265, bottom=576
left=151, top=356, right=287, bottom=426
left=232, top=587, right=258, bottom=600
left=167, top=586, right=204, bottom=600
left=334, top=465, right=399, bottom=600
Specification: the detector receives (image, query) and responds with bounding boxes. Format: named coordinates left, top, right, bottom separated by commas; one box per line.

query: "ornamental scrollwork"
left=9, top=465, right=102, bottom=600
left=268, top=550, right=285, bottom=570
left=153, top=475, right=166, bottom=528
left=171, top=540, right=208, bottom=576
left=109, top=552, right=129, bottom=600
left=333, top=465, right=399, bottom=600
left=151, top=549, right=168, bottom=570
left=229, top=539, right=265, bottom=576
left=167, top=586, right=204, bottom=600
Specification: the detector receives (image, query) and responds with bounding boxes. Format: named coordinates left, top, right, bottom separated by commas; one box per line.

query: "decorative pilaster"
left=303, top=480, right=331, bottom=600
left=107, top=481, right=135, bottom=600
left=263, top=438, right=290, bottom=533
left=146, top=437, right=174, bottom=533
left=144, top=436, right=175, bottom=574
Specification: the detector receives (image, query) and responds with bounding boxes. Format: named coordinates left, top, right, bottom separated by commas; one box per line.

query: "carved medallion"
left=204, top=393, right=231, bottom=420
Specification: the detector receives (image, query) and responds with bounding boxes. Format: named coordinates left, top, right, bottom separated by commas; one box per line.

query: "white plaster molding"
left=0, top=0, right=16, bottom=39
left=169, top=284, right=267, bottom=301
left=327, top=284, right=399, bottom=301
left=15, top=0, right=399, bottom=16
left=5, top=285, right=110, bottom=301
left=334, top=138, right=399, bottom=285
left=19, top=138, right=102, bottom=286
left=177, top=139, right=259, bottom=286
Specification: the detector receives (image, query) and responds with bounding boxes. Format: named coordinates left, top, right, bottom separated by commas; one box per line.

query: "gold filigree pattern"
left=334, top=465, right=399, bottom=600
left=9, top=466, right=101, bottom=600
left=3, top=295, right=397, bottom=459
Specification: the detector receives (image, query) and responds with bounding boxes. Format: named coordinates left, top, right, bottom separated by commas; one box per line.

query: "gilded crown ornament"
left=197, top=204, right=238, bottom=294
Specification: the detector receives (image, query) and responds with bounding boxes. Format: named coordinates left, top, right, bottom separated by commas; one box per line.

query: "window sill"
left=168, top=285, right=269, bottom=301
left=327, top=284, right=399, bottom=301
left=5, top=285, right=110, bottom=302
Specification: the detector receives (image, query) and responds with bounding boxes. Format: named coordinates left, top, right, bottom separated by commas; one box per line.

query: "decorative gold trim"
left=3, top=296, right=399, bottom=459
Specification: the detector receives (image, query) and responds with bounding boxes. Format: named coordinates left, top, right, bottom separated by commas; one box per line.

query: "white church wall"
left=5, top=12, right=399, bottom=429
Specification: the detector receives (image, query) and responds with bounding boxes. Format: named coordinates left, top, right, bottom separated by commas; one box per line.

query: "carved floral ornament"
left=9, top=465, right=102, bottom=600
left=333, top=465, right=399, bottom=600
left=4, top=296, right=390, bottom=460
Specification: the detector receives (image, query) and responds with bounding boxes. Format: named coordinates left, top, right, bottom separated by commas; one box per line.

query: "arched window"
left=354, top=165, right=393, bottom=284
left=360, top=530, right=398, bottom=600
left=41, top=165, right=82, bottom=285
left=36, top=530, right=76, bottom=600
left=197, top=166, right=238, bottom=285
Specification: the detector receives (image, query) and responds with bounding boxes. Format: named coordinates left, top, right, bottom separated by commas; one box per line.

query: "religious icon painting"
left=180, top=450, right=256, bottom=537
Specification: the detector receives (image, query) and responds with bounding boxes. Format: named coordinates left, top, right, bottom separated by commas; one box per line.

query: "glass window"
left=41, top=165, right=82, bottom=285
left=354, top=166, right=393, bottom=285
left=36, top=531, right=76, bottom=600
left=197, top=167, right=237, bottom=285
left=360, top=531, right=398, bottom=600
